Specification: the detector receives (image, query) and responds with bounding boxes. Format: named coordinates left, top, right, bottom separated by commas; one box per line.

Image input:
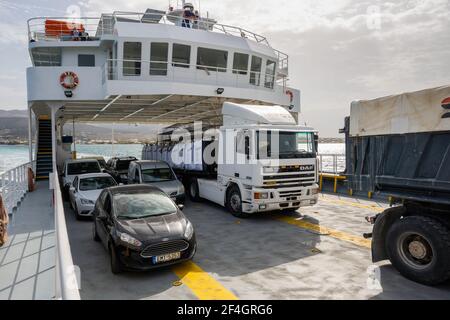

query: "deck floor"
left=65, top=193, right=450, bottom=300
left=0, top=182, right=55, bottom=300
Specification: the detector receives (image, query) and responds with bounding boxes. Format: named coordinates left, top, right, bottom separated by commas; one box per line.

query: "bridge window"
left=31, top=47, right=61, bottom=66
left=232, top=53, right=249, bottom=75
left=172, top=44, right=191, bottom=68
left=78, top=54, right=95, bottom=67
left=123, top=42, right=142, bottom=76
left=197, top=47, right=228, bottom=73
left=150, top=42, right=168, bottom=75
left=264, top=60, right=276, bottom=89
left=250, top=56, right=262, bottom=86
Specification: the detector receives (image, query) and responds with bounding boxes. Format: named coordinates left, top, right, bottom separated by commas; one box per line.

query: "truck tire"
left=386, top=216, right=450, bottom=286
left=226, top=185, right=250, bottom=219
left=188, top=178, right=202, bottom=202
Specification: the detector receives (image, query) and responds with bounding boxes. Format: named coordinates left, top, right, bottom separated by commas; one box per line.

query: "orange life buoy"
left=60, top=71, right=79, bottom=90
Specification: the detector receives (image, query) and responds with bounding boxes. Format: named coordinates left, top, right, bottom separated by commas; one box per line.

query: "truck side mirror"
left=314, top=134, right=319, bottom=153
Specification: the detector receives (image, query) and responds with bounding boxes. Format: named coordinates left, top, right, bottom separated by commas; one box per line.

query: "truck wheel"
left=226, top=185, right=249, bottom=219
left=386, top=216, right=450, bottom=286
left=188, top=178, right=201, bottom=202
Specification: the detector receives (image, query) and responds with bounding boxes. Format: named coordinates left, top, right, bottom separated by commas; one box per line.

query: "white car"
left=62, top=159, right=102, bottom=191
left=68, top=173, right=117, bottom=219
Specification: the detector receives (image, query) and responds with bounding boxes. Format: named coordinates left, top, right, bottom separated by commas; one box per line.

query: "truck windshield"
left=257, top=131, right=316, bottom=159
left=141, top=168, right=175, bottom=183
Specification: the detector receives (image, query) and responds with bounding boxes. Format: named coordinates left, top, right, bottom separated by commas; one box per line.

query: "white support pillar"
left=51, top=106, right=57, bottom=174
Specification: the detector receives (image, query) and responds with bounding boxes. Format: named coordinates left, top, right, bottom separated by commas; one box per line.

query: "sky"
left=0, top=0, right=449, bottom=136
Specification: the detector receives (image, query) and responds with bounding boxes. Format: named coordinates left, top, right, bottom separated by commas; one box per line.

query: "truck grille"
left=262, top=172, right=316, bottom=189
left=140, top=240, right=189, bottom=258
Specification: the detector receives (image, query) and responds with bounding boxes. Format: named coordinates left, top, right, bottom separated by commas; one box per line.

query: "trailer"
left=143, top=102, right=320, bottom=218
left=344, top=85, right=450, bottom=285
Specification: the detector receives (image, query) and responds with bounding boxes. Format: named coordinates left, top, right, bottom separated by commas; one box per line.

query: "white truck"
left=143, top=102, right=320, bottom=218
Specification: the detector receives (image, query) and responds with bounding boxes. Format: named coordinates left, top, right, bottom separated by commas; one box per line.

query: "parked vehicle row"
left=61, top=157, right=194, bottom=274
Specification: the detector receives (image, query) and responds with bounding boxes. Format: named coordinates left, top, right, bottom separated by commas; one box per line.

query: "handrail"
left=102, top=58, right=281, bottom=91
left=318, top=153, right=346, bottom=175
left=53, top=168, right=80, bottom=300
left=0, top=161, right=35, bottom=214
left=26, top=12, right=288, bottom=69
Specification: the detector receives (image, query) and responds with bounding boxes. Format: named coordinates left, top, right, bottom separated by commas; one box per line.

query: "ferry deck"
left=1, top=6, right=449, bottom=300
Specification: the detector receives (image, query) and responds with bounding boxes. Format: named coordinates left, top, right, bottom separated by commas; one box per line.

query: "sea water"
left=0, top=143, right=346, bottom=174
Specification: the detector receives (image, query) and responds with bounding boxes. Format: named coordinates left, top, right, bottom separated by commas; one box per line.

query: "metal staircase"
left=36, top=119, right=52, bottom=180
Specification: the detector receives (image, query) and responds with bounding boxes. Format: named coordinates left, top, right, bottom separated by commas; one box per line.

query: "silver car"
left=69, top=173, right=117, bottom=219
left=128, top=161, right=185, bottom=204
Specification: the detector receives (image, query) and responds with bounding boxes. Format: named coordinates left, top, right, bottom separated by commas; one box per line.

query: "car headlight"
left=178, top=184, right=185, bottom=195
left=118, top=232, right=142, bottom=247
left=184, top=222, right=194, bottom=240
left=80, top=198, right=95, bottom=205
left=263, top=167, right=277, bottom=174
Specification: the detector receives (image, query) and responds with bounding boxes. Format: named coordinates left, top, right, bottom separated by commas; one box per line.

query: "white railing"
left=318, top=154, right=346, bottom=175
left=102, top=59, right=283, bottom=92
left=52, top=169, right=81, bottom=300
left=27, top=17, right=113, bottom=42
left=27, top=12, right=289, bottom=71
left=0, top=161, right=35, bottom=214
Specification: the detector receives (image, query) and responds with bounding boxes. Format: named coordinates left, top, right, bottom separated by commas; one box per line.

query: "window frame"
left=250, top=56, right=262, bottom=86
left=196, top=47, right=228, bottom=73
left=232, top=52, right=249, bottom=75
left=172, top=43, right=191, bottom=68
left=150, top=42, right=169, bottom=76
left=123, top=41, right=142, bottom=76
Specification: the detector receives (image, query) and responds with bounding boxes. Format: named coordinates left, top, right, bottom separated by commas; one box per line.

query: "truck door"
left=235, top=130, right=253, bottom=181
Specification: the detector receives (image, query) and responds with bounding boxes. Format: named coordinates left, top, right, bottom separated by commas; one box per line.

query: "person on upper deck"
left=182, top=4, right=195, bottom=28
left=71, top=27, right=81, bottom=41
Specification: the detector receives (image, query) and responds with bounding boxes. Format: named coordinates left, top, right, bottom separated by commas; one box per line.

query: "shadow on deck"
left=0, top=182, right=55, bottom=300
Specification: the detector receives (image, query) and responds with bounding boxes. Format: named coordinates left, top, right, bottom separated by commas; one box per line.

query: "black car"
left=105, top=156, right=137, bottom=183
left=92, top=185, right=196, bottom=274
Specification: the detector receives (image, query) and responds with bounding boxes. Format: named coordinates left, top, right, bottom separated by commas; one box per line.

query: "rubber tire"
left=93, top=222, right=100, bottom=242
left=386, top=216, right=450, bottom=286
left=109, top=244, right=123, bottom=275
left=74, top=203, right=82, bottom=221
left=188, top=178, right=202, bottom=202
left=226, top=185, right=250, bottom=219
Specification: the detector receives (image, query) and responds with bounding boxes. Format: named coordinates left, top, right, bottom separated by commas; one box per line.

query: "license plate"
left=153, top=252, right=181, bottom=264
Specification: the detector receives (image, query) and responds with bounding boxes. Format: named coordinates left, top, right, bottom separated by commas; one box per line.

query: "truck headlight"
left=311, top=187, right=320, bottom=195
left=118, top=232, right=142, bottom=247
left=184, top=222, right=194, bottom=240
left=254, top=192, right=269, bottom=200
left=80, top=198, right=95, bottom=205
left=263, top=167, right=277, bottom=174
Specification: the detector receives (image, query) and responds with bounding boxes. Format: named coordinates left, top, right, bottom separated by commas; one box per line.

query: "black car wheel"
left=226, top=185, right=250, bottom=219
left=74, top=203, right=82, bottom=221
left=386, top=216, right=450, bottom=286
left=189, top=178, right=201, bottom=202
left=92, top=222, right=100, bottom=242
left=109, top=244, right=123, bottom=274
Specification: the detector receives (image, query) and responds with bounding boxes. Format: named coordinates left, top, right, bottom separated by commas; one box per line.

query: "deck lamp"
left=64, top=90, right=73, bottom=98
left=216, top=88, right=224, bottom=95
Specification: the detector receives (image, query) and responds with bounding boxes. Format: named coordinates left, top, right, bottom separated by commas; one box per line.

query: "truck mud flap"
left=372, top=206, right=406, bottom=263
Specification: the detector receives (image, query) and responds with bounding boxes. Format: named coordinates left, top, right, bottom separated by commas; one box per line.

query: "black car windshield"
left=141, top=167, right=174, bottom=183
left=67, top=162, right=101, bottom=175
left=257, top=131, right=316, bottom=159
left=116, top=160, right=134, bottom=171
left=79, top=176, right=117, bottom=191
left=114, top=192, right=177, bottom=219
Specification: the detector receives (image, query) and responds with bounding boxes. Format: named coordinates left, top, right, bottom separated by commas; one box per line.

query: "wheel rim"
left=397, top=232, right=434, bottom=270
left=230, top=192, right=241, bottom=212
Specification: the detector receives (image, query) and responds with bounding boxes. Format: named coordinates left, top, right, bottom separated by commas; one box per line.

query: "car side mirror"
left=69, top=186, right=76, bottom=192
left=178, top=204, right=185, bottom=211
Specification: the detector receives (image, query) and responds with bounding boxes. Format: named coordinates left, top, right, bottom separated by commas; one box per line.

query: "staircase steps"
left=35, top=119, right=53, bottom=181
